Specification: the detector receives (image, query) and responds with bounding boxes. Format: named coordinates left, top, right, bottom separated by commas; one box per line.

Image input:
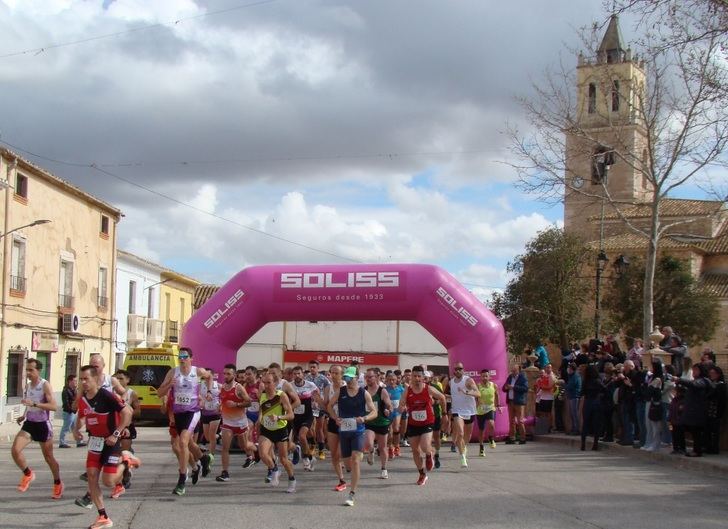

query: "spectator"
left=627, top=338, right=644, bottom=370
left=533, top=341, right=550, bottom=370
left=600, top=363, right=617, bottom=443
left=535, top=364, right=557, bottom=430
left=661, top=365, right=676, bottom=445
left=642, top=358, right=664, bottom=452
left=603, top=334, right=626, bottom=364
left=659, top=326, right=675, bottom=347
left=565, top=363, right=582, bottom=435
left=580, top=365, right=605, bottom=451
left=616, top=360, right=639, bottom=446
left=700, top=348, right=716, bottom=366
left=705, top=365, right=726, bottom=454
left=661, top=334, right=688, bottom=377
left=675, top=363, right=713, bottom=457
left=59, top=374, right=84, bottom=448
left=669, top=385, right=687, bottom=455
left=503, top=365, right=529, bottom=444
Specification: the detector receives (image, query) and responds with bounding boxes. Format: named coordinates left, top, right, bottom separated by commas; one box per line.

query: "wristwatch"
left=112, top=430, right=121, bottom=438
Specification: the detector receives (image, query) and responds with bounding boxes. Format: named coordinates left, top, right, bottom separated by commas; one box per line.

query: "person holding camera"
left=674, top=362, right=713, bottom=457
left=641, top=358, right=665, bottom=452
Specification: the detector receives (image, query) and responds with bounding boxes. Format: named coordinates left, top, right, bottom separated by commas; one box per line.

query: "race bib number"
left=391, top=399, right=400, bottom=410
left=312, top=409, right=320, bottom=417
left=294, top=404, right=305, bottom=415
left=411, top=410, right=428, bottom=422
left=263, top=415, right=277, bottom=429
left=204, top=400, right=218, bottom=411
left=249, top=401, right=260, bottom=412
left=88, top=436, right=105, bottom=452
left=340, top=418, right=358, bottom=432
left=175, top=394, right=192, bottom=406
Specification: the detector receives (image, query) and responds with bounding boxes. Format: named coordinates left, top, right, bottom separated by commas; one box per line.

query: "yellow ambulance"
left=122, top=345, right=179, bottom=421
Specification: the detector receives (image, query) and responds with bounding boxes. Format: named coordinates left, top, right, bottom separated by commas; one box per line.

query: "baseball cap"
left=343, top=367, right=357, bottom=380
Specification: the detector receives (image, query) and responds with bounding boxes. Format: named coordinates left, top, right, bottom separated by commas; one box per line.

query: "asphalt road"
left=0, top=426, right=726, bottom=529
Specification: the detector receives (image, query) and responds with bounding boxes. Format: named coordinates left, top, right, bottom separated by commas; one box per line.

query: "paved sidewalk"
left=536, top=432, right=728, bottom=478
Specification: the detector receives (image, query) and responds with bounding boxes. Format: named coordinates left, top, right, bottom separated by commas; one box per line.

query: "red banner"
left=284, top=350, right=400, bottom=366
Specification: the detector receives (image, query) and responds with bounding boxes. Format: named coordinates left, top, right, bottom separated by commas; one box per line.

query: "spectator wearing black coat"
left=661, top=334, right=688, bottom=377
left=675, top=362, right=714, bottom=457
left=580, top=365, right=606, bottom=451
left=705, top=366, right=726, bottom=454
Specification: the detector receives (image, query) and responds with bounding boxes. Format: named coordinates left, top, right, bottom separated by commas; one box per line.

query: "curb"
left=536, top=433, right=728, bottom=479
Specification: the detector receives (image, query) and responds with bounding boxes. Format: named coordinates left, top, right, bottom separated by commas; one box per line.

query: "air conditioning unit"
left=60, top=313, right=80, bottom=334
left=127, top=315, right=147, bottom=344
left=146, top=318, right=165, bottom=347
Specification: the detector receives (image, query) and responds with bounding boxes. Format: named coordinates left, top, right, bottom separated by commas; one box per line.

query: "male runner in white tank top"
left=449, top=362, right=480, bottom=468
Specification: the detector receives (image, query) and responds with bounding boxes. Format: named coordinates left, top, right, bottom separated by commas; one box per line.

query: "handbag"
left=648, top=401, right=662, bottom=421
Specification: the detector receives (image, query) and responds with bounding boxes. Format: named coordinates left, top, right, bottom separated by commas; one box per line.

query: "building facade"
left=160, top=271, right=199, bottom=346
left=0, top=148, right=121, bottom=423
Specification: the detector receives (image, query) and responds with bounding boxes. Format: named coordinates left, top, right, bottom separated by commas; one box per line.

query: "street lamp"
left=0, top=219, right=52, bottom=240
left=613, top=254, right=629, bottom=277
left=594, top=250, right=609, bottom=339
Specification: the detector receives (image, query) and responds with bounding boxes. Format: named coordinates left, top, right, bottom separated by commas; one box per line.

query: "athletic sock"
left=177, top=473, right=186, bottom=485
left=318, top=442, right=324, bottom=451
left=54, top=479, right=61, bottom=485
left=22, top=467, right=32, bottom=476
left=98, top=509, right=108, bottom=518
left=289, top=475, right=295, bottom=481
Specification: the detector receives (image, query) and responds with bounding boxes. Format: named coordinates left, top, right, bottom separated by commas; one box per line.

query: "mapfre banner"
left=284, top=350, right=400, bottom=366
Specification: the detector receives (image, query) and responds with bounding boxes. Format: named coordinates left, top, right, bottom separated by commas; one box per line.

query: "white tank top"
left=100, top=373, right=113, bottom=391
left=25, top=378, right=50, bottom=422
left=200, top=380, right=221, bottom=413
left=450, top=376, right=477, bottom=417
left=172, top=366, right=200, bottom=413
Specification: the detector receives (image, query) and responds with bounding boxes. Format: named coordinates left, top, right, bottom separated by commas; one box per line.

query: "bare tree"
left=505, top=10, right=728, bottom=344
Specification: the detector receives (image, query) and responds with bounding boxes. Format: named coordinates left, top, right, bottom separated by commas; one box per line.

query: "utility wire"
left=0, top=0, right=279, bottom=59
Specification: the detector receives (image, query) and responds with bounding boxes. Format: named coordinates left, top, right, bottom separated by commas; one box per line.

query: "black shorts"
left=174, top=411, right=201, bottom=434
left=476, top=412, right=495, bottom=430
left=433, top=416, right=442, bottom=432
left=327, top=418, right=339, bottom=435
left=21, top=420, right=52, bottom=443
left=451, top=413, right=475, bottom=425
left=260, top=426, right=289, bottom=444
left=406, top=424, right=434, bottom=438
left=201, top=413, right=221, bottom=425
left=125, top=424, right=138, bottom=440
left=86, top=441, right=122, bottom=474
left=293, top=414, right=314, bottom=431
left=365, top=423, right=390, bottom=436
left=537, top=400, right=554, bottom=413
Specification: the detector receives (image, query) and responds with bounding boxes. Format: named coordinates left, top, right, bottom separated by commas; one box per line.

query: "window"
left=59, top=259, right=74, bottom=308
left=147, top=287, right=155, bottom=318
left=129, top=280, right=137, bottom=314
left=100, top=215, right=109, bottom=236
left=125, top=364, right=172, bottom=389
left=10, top=238, right=26, bottom=294
left=611, top=80, right=620, bottom=112
left=588, top=83, right=596, bottom=114
left=15, top=172, right=28, bottom=198
left=98, top=267, right=108, bottom=308
left=36, top=352, right=50, bottom=381
left=65, top=352, right=80, bottom=380
left=6, top=352, right=25, bottom=398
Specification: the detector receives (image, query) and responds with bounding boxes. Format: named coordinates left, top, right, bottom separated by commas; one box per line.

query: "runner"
left=324, top=365, right=348, bottom=492
left=257, top=371, right=297, bottom=492
left=305, top=360, right=331, bottom=460
left=157, top=347, right=212, bottom=495
left=113, top=369, right=140, bottom=489
left=11, top=358, right=63, bottom=499
left=427, top=371, right=446, bottom=469
left=73, top=364, right=140, bottom=529
left=449, top=362, right=480, bottom=468
left=291, top=365, right=322, bottom=471
left=243, top=365, right=261, bottom=467
left=215, top=364, right=255, bottom=482
left=266, top=363, right=301, bottom=467
left=398, top=365, right=446, bottom=486
left=385, top=371, right=404, bottom=459
left=476, top=369, right=501, bottom=456
left=363, top=368, right=393, bottom=479
left=200, top=368, right=222, bottom=476
left=400, top=369, right=412, bottom=447
left=328, top=367, right=377, bottom=506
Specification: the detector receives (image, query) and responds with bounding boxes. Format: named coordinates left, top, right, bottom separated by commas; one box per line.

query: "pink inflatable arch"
left=182, top=264, right=508, bottom=437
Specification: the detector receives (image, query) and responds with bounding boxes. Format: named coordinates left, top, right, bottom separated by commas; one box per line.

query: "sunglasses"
left=178, top=355, right=190, bottom=360
left=455, top=367, right=464, bottom=371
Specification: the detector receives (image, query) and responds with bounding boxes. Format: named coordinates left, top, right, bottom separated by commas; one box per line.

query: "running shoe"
left=216, top=470, right=230, bottom=482
left=292, top=445, right=301, bottom=465
left=242, top=457, right=256, bottom=469
left=434, top=454, right=441, bottom=469
left=344, top=492, right=355, bottom=507
left=191, top=463, right=201, bottom=485
left=17, top=471, right=35, bottom=492
left=308, top=457, right=315, bottom=472
left=265, top=468, right=273, bottom=483
left=200, top=454, right=212, bottom=478
left=121, top=450, right=141, bottom=469
left=317, top=449, right=325, bottom=460
left=121, top=467, right=132, bottom=489
left=401, top=439, right=410, bottom=447
left=110, top=483, right=125, bottom=499
left=460, top=455, right=468, bottom=468
left=479, top=448, right=486, bottom=457
left=75, top=493, right=93, bottom=509
left=388, top=446, right=395, bottom=459
left=450, top=443, right=457, bottom=453
left=88, top=515, right=113, bottom=528
left=172, top=483, right=186, bottom=496
left=333, top=481, right=347, bottom=492
left=518, top=440, right=527, bottom=445
left=425, top=454, right=434, bottom=472
left=416, top=473, right=428, bottom=486
left=51, top=480, right=64, bottom=499
left=393, top=446, right=401, bottom=457
left=490, top=439, right=496, bottom=449
left=271, top=469, right=281, bottom=486
left=303, top=458, right=311, bottom=471
left=59, top=443, right=71, bottom=448
left=366, top=451, right=373, bottom=466
left=286, top=478, right=297, bottom=493
left=79, top=471, right=88, bottom=482
left=380, top=469, right=389, bottom=479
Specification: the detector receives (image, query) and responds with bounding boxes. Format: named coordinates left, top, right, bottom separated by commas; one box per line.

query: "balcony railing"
left=166, top=320, right=179, bottom=343
left=58, top=294, right=74, bottom=309
left=10, top=275, right=26, bottom=293
left=97, top=295, right=108, bottom=309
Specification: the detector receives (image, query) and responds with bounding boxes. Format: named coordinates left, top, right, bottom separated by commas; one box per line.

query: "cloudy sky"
left=1, top=0, right=630, bottom=298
